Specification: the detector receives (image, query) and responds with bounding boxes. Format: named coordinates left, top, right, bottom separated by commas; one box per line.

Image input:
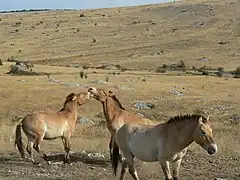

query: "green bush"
left=235, top=66, right=240, bottom=75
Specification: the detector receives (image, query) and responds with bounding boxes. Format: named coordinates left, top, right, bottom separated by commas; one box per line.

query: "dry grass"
left=0, top=0, right=240, bottom=179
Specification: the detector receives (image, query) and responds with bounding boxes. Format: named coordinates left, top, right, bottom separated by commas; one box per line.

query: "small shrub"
left=162, top=64, right=168, bottom=68
left=92, top=38, right=96, bottom=43
left=80, top=13, right=85, bottom=17
left=82, top=65, right=90, bottom=69
left=192, top=66, right=197, bottom=70
left=79, top=71, right=85, bottom=79
left=76, top=28, right=80, bottom=33
left=216, top=71, right=223, bottom=77
left=7, top=56, right=17, bottom=62
left=234, top=66, right=240, bottom=75
left=14, top=21, right=21, bottom=27
left=217, top=67, right=224, bottom=72
left=156, top=68, right=167, bottom=73
left=201, top=70, right=209, bottom=76
left=179, top=60, right=186, bottom=68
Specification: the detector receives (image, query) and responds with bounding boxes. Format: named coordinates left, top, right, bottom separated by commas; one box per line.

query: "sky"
left=0, top=0, right=173, bottom=11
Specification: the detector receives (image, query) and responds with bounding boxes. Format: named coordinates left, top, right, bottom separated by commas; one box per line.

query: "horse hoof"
left=44, top=156, right=50, bottom=161
left=46, top=161, right=52, bottom=165
left=33, top=161, right=41, bottom=165
left=64, top=159, right=72, bottom=164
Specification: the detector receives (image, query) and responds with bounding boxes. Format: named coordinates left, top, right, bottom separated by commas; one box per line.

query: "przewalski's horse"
left=14, top=92, right=92, bottom=165
left=112, top=114, right=218, bottom=180
left=87, top=87, right=155, bottom=160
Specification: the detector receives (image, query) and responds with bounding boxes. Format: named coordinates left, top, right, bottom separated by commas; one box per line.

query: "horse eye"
left=200, top=130, right=206, bottom=135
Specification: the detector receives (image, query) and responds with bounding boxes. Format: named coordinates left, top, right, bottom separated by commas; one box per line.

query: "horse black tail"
left=15, top=123, right=25, bottom=158
left=111, top=140, right=120, bottom=176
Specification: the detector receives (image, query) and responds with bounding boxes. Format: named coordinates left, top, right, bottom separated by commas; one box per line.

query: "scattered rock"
left=77, top=117, right=95, bottom=125
left=17, top=79, right=27, bottom=83
left=96, top=63, right=122, bottom=70
left=132, top=21, right=140, bottom=24
left=115, top=84, right=133, bottom=90
left=230, top=114, right=240, bottom=124
left=86, top=152, right=105, bottom=158
left=133, top=102, right=155, bottom=110
left=218, top=40, right=229, bottom=45
left=193, top=21, right=204, bottom=27
left=48, top=78, right=62, bottom=83
left=62, top=82, right=82, bottom=87
left=92, top=79, right=109, bottom=84
left=169, top=90, right=184, bottom=96
left=136, top=113, right=145, bottom=117
left=210, top=106, right=233, bottom=111
left=7, top=62, right=39, bottom=75
left=214, top=178, right=228, bottom=180
left=198, top=57, right=208, bottom=62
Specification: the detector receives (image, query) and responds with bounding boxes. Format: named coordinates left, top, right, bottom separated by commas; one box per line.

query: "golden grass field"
left=0, top=0, right=240, bottom=179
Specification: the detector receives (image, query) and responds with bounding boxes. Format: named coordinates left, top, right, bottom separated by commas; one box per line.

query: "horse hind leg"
left=120, top=160, right=128, bottom=180
left=33, top=135, right=49, bottom=162
left=122, top=151, right=139, bottom=180
left=109, top=136, right=113, bottom=160
left=26, top=139, right=39, bottom=165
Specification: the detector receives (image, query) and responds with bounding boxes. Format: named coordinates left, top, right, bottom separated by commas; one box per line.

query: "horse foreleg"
left=172, top=158, right=183, bottom=180
left=62, top=136, right=71, bottom=163
left=159, top=161, right=172, bottom=180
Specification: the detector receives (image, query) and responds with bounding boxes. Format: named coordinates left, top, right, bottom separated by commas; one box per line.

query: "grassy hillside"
left=0, top=0, right=239, bottom=71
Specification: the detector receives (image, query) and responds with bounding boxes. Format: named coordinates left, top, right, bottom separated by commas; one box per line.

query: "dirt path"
left=0, top=150, right=239, bottom=180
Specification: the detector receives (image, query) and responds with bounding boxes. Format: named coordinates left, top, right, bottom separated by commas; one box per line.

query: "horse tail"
left=112, top=138, right=120, bottom=176
left=15, top=123, right=25, bottom=158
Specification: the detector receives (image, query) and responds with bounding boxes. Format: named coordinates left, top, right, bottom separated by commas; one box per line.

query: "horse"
left=88, top=87, right=155, bottom=160
left=14, top=92, right=92, bottom=165
left=112, top=114, right=218, bottom=180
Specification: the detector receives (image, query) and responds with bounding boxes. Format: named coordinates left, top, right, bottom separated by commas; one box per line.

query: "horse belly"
left=129, top=135, right=158, bottom=162
left=44, top=128, right=62, bottom=140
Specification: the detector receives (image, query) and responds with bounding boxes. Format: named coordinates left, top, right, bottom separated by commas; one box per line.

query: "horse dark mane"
left=111, top=95, right=125, bottom=110
left=167, top=114, right=206, bottom=124
left=59, top=93, right=76, bottom=112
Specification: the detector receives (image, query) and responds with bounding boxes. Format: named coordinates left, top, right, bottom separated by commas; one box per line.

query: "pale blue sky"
left=0, top=0, right=172, bottom=11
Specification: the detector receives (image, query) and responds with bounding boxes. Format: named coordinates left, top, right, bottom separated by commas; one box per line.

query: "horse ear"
left=108, top=90, right=115, bottom=96
left=103, top=90, right=108, bottom=96
left=199, top=116, right=203, bottom=122
left=72, top=95, right=77, bottom=101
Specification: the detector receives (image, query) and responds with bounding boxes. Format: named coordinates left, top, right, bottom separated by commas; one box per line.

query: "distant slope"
left=0, top=0, right=239, bottom=70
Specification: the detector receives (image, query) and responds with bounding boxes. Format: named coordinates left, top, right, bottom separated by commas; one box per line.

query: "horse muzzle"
left=207, top=143, right=218, bottom=155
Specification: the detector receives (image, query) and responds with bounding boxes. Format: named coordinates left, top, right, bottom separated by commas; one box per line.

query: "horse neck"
left=61, top=101, right=78, bottom=124
left=102, top=97, right=121, bottom=122
left=165, top=120, right=199, bottom=151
